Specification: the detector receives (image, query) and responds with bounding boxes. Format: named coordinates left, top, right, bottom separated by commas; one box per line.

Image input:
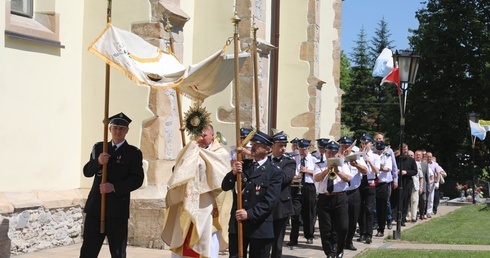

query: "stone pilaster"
left=217, top=0, right=271, bottom=131
left=127, top=0, right=190, bottom=249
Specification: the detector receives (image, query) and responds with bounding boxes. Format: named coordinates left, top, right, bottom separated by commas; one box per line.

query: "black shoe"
left=345, top=243, right=357, bottom=251
left=387, top=221, right=393, bottom=229
left=337, top=252, right=344, bottom=258
left=357, top=235, right=366, bottom=242
left=365, top=236, right=372, bottom=244
left=287, top=241, right=298, bottom=246
left=375, top=231, right=384, bottom=237
left=373, top=222, right=379, bottom=230
left=327, top=254, right=335, bottom=258
left=411, top=219, right=417, bottom=223
left=434, top=211, right=437, bottom=215
left=401, top=222, right=406, bottom=227
left=306, top=238, right=314, bottom=244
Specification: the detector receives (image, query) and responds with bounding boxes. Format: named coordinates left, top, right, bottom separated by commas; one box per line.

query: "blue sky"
left=341, top=0, right=426, bottom=57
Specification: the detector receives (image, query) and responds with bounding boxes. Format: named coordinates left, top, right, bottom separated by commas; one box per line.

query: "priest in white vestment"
left=162, top=124, right=231, bottom=258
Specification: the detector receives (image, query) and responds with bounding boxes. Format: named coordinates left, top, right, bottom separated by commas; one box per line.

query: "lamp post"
left=393, top=50, right=420, bottom=239
left=468, top=112, right=480, bottom=204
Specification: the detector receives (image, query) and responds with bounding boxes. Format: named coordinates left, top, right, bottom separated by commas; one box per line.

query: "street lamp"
left=468, top=112, right=480, bottom=205
left=393, top=50, right=420, bottom=240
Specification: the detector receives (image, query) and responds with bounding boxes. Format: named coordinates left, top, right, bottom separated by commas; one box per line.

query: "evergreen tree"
left=340, top=51, right=354, bottom=137
left=342, top=27, right=379, bottom=138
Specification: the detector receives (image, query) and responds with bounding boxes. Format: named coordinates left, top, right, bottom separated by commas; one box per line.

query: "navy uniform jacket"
left=270, top=155, right=296, bottom=220
left=222, top=159, right=282, bottom=239
left=83, top=141, right=144, bottom=219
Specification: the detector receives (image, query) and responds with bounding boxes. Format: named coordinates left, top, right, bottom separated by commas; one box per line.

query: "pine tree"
left=342, top=27, right=379, bottom=138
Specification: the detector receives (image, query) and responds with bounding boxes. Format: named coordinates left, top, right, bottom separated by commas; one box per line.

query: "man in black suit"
left=270, top=131, right=296, bottom=258
left=222, top=130, right=282, bottom=258
left=80, top=112, right=144, bottom=258
left=391, top=144, right=417, bottom=227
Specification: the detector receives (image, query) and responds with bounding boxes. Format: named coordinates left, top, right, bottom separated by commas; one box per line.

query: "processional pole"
left=100, top=0, right=113, bottom=234
left=165, top=17, right=186, bottom=147
left=252, top=18, right=260, bottom=131
left=231, top=11, right=244, bottom=258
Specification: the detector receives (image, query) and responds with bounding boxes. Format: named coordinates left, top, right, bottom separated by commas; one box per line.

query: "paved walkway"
left=13, top=204, right=490, bottom=258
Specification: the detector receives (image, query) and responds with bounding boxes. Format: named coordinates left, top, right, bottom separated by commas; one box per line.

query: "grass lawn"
left=395, top=204, right=490, bottom=244
left=357, top=204, right=490, bottom=257
left=358, top=249, right=489, bottom=258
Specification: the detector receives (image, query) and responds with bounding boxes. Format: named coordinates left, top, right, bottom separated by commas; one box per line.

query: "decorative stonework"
left=331, top=0, right=343, bottom=138
left=5, top=206, right=82, bottom=255
left=217, top=0, right=271, bottom=131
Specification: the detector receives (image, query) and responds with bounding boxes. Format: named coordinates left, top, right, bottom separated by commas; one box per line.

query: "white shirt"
left=313, top=162, right=349, bottom=193
left=378, top=151, right=393, bottom=183
left=345, top=157, right=367, bottom=190
left=364, top=150, right=380, bottom=181
left=296, top=153, right=317, bottom=184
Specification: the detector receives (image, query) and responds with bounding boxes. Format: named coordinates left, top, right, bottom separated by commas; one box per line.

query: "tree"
left=342, top=27, right=379, bottom=138
left=408, top=0, right=490, bottom=182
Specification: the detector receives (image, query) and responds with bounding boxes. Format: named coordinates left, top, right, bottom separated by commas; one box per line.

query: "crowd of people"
left=79, top=114, right=447, bottom=258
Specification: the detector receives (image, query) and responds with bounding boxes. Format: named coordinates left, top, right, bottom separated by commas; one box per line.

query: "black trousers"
left=289, top=186, right=302, bottom=242
left=317, top=193, right=348, bottom=257
left=229, top=234, right=273, bottom=258
left=345, top=189, right=360, bottom=246
left=433, top=188, right=441, bottom=213
left=290, top=183, right=316, bottom=242
left=271, top=217, right=288, bottom=258
left=391, top=183, right=413, bottom=222
left=300, top=183, right=317, bottom=240
left=375, top=183, right=389, bottom=233
left=358, top=182, right=375, bottom=238
left=79, top=214, right=128, bottom=258
left=419, top=190, right=428, bottom=219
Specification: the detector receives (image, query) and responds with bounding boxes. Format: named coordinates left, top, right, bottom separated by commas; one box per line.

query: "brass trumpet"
left=327, top=167, right=338, bottom=180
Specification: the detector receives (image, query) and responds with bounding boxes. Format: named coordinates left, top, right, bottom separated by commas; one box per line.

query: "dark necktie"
left=301, top=158, right=306, bottom=184
left=113, top=144, right=118, bottom=152
left=320, top=154, right=324, bottom=163
left=327, top=176, right=334, bottom=193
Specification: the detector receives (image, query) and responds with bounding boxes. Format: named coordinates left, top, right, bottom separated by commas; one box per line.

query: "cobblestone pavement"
left=14, top=204, right=490, bottom=258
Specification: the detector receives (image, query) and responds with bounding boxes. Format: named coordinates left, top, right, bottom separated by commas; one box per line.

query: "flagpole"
left=165, top=17, right=186, bottom=147
left=100, top=0, right=113, bottom=234
left=252, top=18, right=260, bottom=131
left=231, top=12, right=244, bottom=258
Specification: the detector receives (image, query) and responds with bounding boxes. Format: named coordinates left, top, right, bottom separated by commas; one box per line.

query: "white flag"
left=372, top=48, right=394, bottom=78
left=88, top=23, right=186, bottom=89
left=469, top=120, right=488, bottom=141
left=178, top=50, right=250, bottom=100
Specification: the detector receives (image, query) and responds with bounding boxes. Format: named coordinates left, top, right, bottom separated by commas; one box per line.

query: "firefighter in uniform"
left=314, top=141, right=351, bottom=258
left=222, top=130, right=282, bottom=258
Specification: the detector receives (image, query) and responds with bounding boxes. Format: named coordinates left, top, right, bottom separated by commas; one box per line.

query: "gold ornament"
left=182, top=102, right=211, bottom=136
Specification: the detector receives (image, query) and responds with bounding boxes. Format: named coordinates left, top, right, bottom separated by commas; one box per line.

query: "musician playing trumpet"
left=313, top=141, right=352, bottom=258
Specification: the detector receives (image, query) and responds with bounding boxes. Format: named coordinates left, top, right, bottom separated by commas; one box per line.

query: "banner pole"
left=252, top=18, right=260, bottom=131
left=100, top=0, right=113, bottom=234
left=231, top=12, right=244, bottom=258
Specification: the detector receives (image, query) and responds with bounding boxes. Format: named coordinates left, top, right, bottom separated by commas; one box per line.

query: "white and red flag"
left=380, top=64, right=401, bottom=95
